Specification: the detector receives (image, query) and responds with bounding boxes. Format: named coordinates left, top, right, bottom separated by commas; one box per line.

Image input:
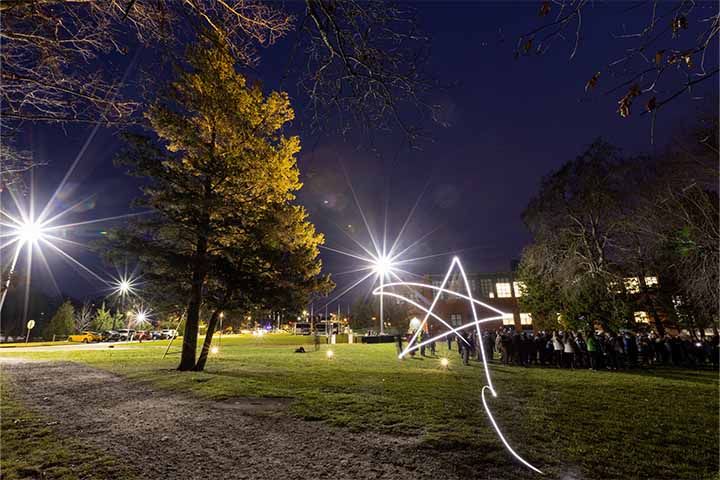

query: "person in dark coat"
left=460, top=331, right=473, bottom=366
left=512, top=332, right=523, bottom=365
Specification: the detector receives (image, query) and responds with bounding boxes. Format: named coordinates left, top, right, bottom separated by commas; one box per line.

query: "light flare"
left=373, top=257, right=543, bottom=474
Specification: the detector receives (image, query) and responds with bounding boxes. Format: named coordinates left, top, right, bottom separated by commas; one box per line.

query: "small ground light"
left=326, top=350, right=334, bottom=359
left=440, top=357, right=449, bottom=368
left=210, top=346, right=219, bottom=354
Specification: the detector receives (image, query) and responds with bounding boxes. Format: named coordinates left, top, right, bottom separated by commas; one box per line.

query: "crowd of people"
left=400, top=328, right=720, bottom=371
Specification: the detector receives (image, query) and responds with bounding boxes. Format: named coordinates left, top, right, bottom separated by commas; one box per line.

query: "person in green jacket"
left=587, top=331, right=600, bottom=371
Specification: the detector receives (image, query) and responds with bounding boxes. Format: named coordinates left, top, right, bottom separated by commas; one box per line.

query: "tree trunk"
left=649, top=306, right=665, bottom=337
left=178, top=269, right=205, bottom=371
left=194, top=308, right=221, bottom=372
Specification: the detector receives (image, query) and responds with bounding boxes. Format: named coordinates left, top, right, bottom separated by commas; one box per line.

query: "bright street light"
left=373, top=255, right=393, bottom=276
left=19, top=221, right=43, bottom=244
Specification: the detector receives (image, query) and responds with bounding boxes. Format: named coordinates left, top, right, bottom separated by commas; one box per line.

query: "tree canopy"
left=109, top=37, right=332, bottom=371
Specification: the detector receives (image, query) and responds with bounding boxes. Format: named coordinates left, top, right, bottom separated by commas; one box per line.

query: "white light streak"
left=373, top=257, right=543, bottom=474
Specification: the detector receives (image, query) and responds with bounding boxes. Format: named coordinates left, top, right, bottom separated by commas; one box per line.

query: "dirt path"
left=2, top=361, right=475, bottom=480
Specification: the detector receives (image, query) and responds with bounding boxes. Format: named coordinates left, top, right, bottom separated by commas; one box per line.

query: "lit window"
left=489, top=292, right=495, bottom=298
left=520, top=313, right=532, bottom=325
left=644, top=276, right=658, bottom=287
left=634, top=311, right=650, bottom=323
left=449, top=313, right=462, bottom=327
left=513, top=281, right=526, bottom=297
left=496, top=282, right=512, bottom=298
left=502, top=313, right=515, bottom=325
left=471, top=279, right=478, bottom=293
left=624, top=277, right=640, bottom=294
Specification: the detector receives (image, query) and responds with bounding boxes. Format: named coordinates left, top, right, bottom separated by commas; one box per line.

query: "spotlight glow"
left=18, top=221, right=43, bottom=244
left=373, top=255, right=393, bottom=276
left=318, top=178, right=454, bottom=335
left=210, top=346, right=219, bottom=354
left=373, top=257, right=542, bottom=474
left=326, top=349, right=334, bottom=359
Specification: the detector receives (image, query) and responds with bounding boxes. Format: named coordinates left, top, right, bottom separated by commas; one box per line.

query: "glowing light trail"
left=373, top=257, right=543, bottom=474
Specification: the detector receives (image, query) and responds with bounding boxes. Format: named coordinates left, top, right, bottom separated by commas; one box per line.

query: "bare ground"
left=1, top=361, right=498, bottom=480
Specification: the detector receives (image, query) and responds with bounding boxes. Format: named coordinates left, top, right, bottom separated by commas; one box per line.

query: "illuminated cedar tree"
left=195, top=203, right=333, bottom=371
left=113, top=37, right=309, bottom=371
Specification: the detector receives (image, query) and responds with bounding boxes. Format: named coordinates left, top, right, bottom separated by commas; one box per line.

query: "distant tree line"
left=349, top=296, right=411, bottom=334
left=518, top=107, right=718, bottom=337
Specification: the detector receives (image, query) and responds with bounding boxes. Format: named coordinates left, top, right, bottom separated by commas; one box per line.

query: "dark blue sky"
left=10, top=1, right=717, bottom=308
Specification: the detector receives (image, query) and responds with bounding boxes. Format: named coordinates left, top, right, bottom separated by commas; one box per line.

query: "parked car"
left=116, top=329, right=136, bottom=341
left=160, top=329, right=178, bottom=339
left=101, top=330, right=119, bottom=342
left=150, top=331, right=164, bottom=340
left=68, top=331, right=102, bottom=343
left=134, top=331, right=152, bottom=341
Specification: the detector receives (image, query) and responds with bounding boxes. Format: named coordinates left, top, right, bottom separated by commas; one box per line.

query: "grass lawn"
left=2, top=335, right=718, bottom=479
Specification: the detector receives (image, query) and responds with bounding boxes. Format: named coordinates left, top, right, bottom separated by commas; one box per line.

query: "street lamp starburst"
left=1, top=174, right=150, bottom=320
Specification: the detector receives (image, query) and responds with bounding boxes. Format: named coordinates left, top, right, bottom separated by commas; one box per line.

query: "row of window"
left=433, top=276, right=659, bottom=298
left=430, top=278, right=527, bottom=299
left=623, top=276, right=658, bottom=294
left=447, top=312, right=534, bottom=326
left=449, top=311, right=652, bottom=327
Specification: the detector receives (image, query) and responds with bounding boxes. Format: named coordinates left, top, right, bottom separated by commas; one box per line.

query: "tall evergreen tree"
left=112, top=36, right=322, bottom=370
left=43, top=300, right=75, bottom=339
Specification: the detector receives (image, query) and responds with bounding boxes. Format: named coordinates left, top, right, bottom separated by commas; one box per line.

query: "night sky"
left=8, top=2, right=717, bottom=309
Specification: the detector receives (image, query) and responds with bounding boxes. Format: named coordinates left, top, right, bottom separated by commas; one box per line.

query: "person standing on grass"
left=535, top=332, right=546, bottom=365
left=420, top=330, right=426, bottom=357
left=461, top=331, right=472, bottom=366
left=552, top=331, right=563, bottom=367
left=575, top=332, right=587, bottom=369
left=587, top=331, right=600, bottom=371
left=512, top=331, right=522, bottom=365
left=483, top=332, right=494, bottom=363
left=563, top=332, right=575, bottom=368
left=396, top=334, right=403, bottom=357
left=495, top=331, right=504, bottom=363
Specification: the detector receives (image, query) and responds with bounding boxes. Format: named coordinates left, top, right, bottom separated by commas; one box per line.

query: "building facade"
left=405, top=270, right=531, bottom=333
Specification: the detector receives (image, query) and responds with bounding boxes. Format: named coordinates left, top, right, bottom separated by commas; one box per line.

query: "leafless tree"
left=518, top=1, right=719, bottom=139
left=298, top=0, right=434, bottom=143
left=0, top=1, right=293, bottom=126
left=0, top=143, right=45, bottom=192
left=1, top=0, right=434, bottom=148
left=630, top=108, right=719, bottom=325
left=74, top=301, right=94, bottom=332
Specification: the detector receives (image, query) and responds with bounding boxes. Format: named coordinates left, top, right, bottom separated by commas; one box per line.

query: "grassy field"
left=1, top=334, right=718, bottom=479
